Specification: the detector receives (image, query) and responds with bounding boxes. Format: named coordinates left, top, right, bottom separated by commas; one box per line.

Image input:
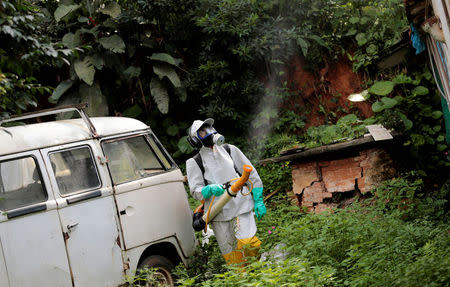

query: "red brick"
left=292, top=163, right=319, bottom=195
left=303, top=189, right=315, bottom=199
left=327, top=182, right=355, bottom=192
left=303, top=182, right=324, bottom=194
left=357, top=178, right=367, bottom=193
left=302, top=182, right=326, bottom=203
left=321, top=192, right=333, bottom=199
left=295, top=147, right=396, bottom=213
left=323, top=167, right=360, bottom=192
left=360, top=148, right=384, bottom=169
left=324, top=158, right=359, bottom=168
left=310, top=192, right=332, bottom=202
left=321, top=161, right=361, bottom=175
left=360, top=158, right=371, bottom=169
left=293, top=162, right=317, bottom=169
left=323, top=164, right=361, bottom=177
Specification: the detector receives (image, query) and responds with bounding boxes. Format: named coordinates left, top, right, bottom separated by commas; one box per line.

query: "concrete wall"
left=292, top=147, right=396, bottom=213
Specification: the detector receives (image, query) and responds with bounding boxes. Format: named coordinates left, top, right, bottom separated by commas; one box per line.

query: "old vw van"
left=0, top=104, right=196, bottom=287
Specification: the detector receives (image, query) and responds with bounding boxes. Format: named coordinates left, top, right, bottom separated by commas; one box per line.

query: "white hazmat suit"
left=186, top=119, right=265, bottom=264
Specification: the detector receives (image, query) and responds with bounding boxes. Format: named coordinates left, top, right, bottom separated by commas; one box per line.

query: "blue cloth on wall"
left=410, top=23, right=426, bottom=55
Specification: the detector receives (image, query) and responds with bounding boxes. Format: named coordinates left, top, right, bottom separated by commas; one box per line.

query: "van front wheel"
left=136, top=255, right=175, bottom=287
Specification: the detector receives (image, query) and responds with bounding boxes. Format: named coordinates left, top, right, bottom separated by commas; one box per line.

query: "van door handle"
left=67, top=223, right=79, bottom=232
left=119, top=206, right=135, bottom=216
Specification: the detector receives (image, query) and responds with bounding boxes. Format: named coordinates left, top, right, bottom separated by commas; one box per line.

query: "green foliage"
left=370, top=171, right=424, bottom=219
left=125, top=267, right=167, bottom=286
left=188, top=0, right=291, bottom=128
left=274, top=175, right=449, bottom=287
left=302, top=114, right=369, bottom=148
left=369, top=81, right=395, bottom=96
left=398, top=236, right=450, bottom=287
left=176, top=176, right=449, bottom=286
left=257, top=161, right=291, bottom=197
left=74, top=58, right=95, bottom=85
left=332, top=0, right=407, bottom=71
left=43, top=0, right=185, bottom=115
left=0, top=0, right=57, bottom=116
left=183, top=258, right=335, bottom=286
left=243, top=132, right=299, bottom=164
left=369, top=66, right=449, bottom=169
left=273, top=110, right=306, bottom=132
left=243, top=133, right=295, bottom=199
left=173, top=233, right=227, bottom=285
left=0, top=0, right=410, bottom=159
left=150, top=77, right=170, bottom=114
left=258, top=0, right=407, bottom=71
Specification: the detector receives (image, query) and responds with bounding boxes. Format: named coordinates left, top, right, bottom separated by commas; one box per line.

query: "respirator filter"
left=212, top=133, right=225, bottom=145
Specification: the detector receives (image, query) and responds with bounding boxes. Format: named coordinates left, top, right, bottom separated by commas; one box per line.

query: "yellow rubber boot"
left=223, top=250, right=244, bottom=265
left=237, top=236, right=261, bottom=260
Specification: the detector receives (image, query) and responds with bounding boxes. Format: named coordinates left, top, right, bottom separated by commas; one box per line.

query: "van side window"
left=0, top=157, right=47, bottom=211
left=49, top=146, right=101, bottom=195
left=102, top=135, right=168, bottom=184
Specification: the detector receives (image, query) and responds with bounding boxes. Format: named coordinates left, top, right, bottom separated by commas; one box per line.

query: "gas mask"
left=187, top=118, right=225, bottom=149
left=197, top=126, right=225, bottom=147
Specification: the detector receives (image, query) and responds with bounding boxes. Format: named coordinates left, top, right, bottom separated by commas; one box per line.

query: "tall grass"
left=175, top=176, right=449, bottom=286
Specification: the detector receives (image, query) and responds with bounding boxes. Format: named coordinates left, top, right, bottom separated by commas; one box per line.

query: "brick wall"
left=292, top=147, right=395, bottom=213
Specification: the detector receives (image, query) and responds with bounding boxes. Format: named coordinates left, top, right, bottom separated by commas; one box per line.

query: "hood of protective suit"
left=189, top=118, right=214, bottom=138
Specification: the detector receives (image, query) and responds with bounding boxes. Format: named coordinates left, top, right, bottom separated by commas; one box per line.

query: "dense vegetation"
left=1, top=0, right=449, bottom=285
left=172, top=179, right=449, bottom=286
left=1, top=0, right=414, bottom=150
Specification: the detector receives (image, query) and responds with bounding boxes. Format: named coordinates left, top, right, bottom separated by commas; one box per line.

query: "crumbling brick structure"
left=292, top=148, right=395, bottom=213
left=260, top=134, right=397, bottom=213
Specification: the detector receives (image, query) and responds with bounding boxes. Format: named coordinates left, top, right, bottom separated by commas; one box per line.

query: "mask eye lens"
left=197, top=129, right=207, bottom=139
left=197, top=126, right=216, bottom=139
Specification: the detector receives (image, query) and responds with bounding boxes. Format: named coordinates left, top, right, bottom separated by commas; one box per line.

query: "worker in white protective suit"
left=186, top=118, right=266, bottom=265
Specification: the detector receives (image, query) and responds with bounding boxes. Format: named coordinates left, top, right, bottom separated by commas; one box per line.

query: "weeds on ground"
left=175, top=175, right=449, bottom=286
left=125, top=267, right=166, bottom=287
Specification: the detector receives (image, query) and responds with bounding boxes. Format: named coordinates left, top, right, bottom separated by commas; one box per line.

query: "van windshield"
left=0, top=157, right=47, bottom=210
left=102, top=135, right=170, bottom=185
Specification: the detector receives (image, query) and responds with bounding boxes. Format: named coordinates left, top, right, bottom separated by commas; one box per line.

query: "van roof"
left=0, top=117, right=149, bottom=156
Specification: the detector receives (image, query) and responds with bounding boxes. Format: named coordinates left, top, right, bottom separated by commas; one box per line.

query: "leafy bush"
left=368, top=66, right=449, bottom=170
left=302, top=114, right=371, bottom=148
left=256, top=162, right=292, bottom=197
left=175, top=174, right=449, bottom=286
left=0, top=0, right=56, bottom=116
left=125, top=267, right=168, bottom=286
left=42, top=0, right=186, bottom=116
left=173, top=232, right=227, bottom=285
left=242, top=133, right=297, bottom=198
left=1, top=0, right=411, bottom=159
left=332, top=0, right=407, bottom=71
left=258, top=114, right=372, bottom=155
left=369, top=171, right=426, bottom=219
left=186, top=258, right=335, bottom=286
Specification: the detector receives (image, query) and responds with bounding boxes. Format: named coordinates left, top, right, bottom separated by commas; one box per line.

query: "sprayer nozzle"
left=243, top=164, right=253, bottom=173
left=193, top=212, right=206, bottom=231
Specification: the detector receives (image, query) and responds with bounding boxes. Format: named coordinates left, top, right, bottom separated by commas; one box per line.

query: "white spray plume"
left=248, top=24, right=296, bottom=161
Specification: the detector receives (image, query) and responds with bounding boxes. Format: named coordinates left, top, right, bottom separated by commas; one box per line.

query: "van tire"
left=137, top=255, right=175, bottom=286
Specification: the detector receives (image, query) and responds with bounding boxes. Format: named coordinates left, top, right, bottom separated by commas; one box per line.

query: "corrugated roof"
left=0, top=117, right=149, bottom=156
